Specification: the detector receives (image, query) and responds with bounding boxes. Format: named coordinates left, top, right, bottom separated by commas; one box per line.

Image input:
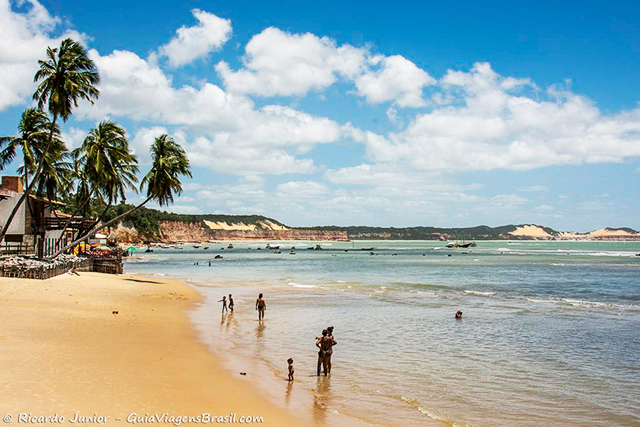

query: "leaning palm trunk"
left=0, top=115, right=58, bottom=242
left=55, top=188, right=95, bottom=246
left=48, top=195, right=151, bottom=259
left=70, top=199, right=112, bottom=244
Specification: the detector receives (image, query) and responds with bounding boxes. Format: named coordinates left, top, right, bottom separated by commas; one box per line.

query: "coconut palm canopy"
left=33, top=39, right=100, bottom=122
left=141, top=134, right=192, bottom=207
left=0, top=108, right=57, bottom=172
left=50, top=133, right=192, bottom=258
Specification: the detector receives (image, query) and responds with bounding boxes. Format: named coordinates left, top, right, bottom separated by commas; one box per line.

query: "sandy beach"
left=0, top=272, right=303, bottom=426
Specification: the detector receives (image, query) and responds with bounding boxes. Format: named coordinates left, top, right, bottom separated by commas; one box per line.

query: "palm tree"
left=0, top=108, right=52, bottom=174
left=49, top=134, right=191, bottom=258
left=58, top=121, right=139, bottom=243
left=0, top=38, right=99, bottom=242
left=0, top=108, right=64, bottom=224
left=18, top=135, right=73, bottom=206
left=79, top=120, right=139, bottom=211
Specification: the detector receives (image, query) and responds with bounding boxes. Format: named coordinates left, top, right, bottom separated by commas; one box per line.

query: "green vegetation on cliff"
left=97, top=204, right=287, bottom=239
left=305, top=224, right=556, bottom=240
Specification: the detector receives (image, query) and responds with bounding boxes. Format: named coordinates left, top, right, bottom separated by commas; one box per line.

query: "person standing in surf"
left=228, top=294, right=234, bottom=313
left=256, top=293, right=266, bottom=320
left=325, top=326, right=337, bottom=374
left=218, top=296, right=228, bottom=314
left=316, top=329, right=328, bottom=376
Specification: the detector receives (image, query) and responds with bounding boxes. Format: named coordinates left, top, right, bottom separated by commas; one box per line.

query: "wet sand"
left=0, top=272, right=303, bottom=426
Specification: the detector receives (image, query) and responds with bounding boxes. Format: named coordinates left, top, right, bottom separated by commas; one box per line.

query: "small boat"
left=446, top=241, right=476, bottom=248
left=228, top=243, right=234, bottom=249
left=267, top=245, right=280, bottom=250
left=290, top=251, right=296, bottom=255
left=145, top=246, right=153, bottom=253
left=204, top=246, right=209, bottom=250
left=361, top=247, right=374, bottom=251
left=214, top=255, right=223, bottom=259
left=193, top=245, right=200, bottom=248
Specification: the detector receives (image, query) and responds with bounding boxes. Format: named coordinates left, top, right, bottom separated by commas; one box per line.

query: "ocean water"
left=124, top=241, right=640, bottom=426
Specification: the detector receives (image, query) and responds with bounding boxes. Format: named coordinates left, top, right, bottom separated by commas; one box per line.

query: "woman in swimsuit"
left=325, top=326, right=337, bottom=374
left=255, top=293, right=266, bottom=320
left=316, top=329, right=328, bottom=376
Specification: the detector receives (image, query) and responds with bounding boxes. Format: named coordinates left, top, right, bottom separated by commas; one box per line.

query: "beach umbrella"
left=126, top=246, right=137, bottom=251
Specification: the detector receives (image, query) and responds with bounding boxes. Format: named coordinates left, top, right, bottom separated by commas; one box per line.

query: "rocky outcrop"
left=111, top=223, right=142, bottom=243
left=158, top=221, right=211, bottom=242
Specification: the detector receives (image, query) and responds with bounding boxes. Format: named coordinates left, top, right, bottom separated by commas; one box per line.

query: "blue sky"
left=1, top=0, right=639, bottom=231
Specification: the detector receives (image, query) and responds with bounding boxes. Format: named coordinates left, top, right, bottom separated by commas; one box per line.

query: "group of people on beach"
left=316, top=326, right=337, bottom=377
left=218, top=293, right=267, bottom=320
left=286, top=326, right=338, bottom=382
left=217, top=293, right=340, bottom=381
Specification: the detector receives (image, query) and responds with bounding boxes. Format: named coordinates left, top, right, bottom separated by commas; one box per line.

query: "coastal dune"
left=0, top=273, right=301, bottom=426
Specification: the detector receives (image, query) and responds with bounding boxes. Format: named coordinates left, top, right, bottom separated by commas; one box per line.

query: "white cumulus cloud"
left=158, top=9, right=231, bottom=68
left=0, top=0, right=83, bottom=111
left=216, top=27, right=367, bottom=97
left=347, top=62, right=640, bottom=172
left=77, top=48, right=342, bottom=175
left=355, top=55, right=435, bottom=107
left=276, top=181, right=330, bottom=197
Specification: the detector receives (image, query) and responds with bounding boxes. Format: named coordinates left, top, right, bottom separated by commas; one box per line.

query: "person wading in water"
left=325, top=326, right=337, bottom=374
left=255, top=293, right=266, bottom=320
left=316, top=329, right=337, bottom=376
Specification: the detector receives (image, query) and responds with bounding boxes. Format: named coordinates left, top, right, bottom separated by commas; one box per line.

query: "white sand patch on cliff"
left=260, top=220, right=289, bottom=231
left=588, top=228, right=638, bottom=237
left=509, top=225, right=552, bottom=238
left=203, top=220, right=257, bottom=231
left=202, top=220, right=288, bottom=231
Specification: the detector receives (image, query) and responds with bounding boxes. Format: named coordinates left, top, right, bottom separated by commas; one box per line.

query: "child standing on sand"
left=287, top=358, right=294, bottom=381
left=228, top=294, right=234, bottom=313
left=218, top=296, right=228, bottom=314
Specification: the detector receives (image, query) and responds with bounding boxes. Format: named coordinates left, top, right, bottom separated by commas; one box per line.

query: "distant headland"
left=104, top=205, right=640, bottom=243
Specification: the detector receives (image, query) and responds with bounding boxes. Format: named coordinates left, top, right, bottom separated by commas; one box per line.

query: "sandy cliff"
left=156, top=220, right=347, bottom=242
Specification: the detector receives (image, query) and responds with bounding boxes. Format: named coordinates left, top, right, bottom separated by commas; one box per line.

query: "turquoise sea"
left=124, top=240, right=640, bottom=426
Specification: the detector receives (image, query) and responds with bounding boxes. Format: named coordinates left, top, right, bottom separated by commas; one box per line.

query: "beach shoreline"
left=123, top=241, right=640, bottom=427
left=0, top=272, right=306, bottom=426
